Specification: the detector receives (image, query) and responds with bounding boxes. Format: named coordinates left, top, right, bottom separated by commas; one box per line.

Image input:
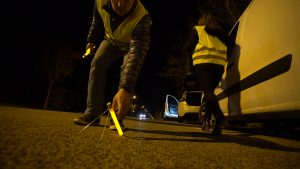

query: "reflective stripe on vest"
left=192, top=26, right=227, bottom=66
left=96, top=0, right=148, bottom=44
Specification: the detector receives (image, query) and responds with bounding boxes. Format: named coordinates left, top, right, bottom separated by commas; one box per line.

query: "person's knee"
left=90, top=57, right=109, bottom=71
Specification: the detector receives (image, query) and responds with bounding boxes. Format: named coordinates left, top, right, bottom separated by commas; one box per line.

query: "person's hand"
left=112, top=88, right=132, bottom=118
left=82, top=43, right=96, bottom=58
left=86, top=43, right=96, bottom=52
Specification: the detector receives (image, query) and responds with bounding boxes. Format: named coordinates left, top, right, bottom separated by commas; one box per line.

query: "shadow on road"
left=124, top=128, right=300, bottom=153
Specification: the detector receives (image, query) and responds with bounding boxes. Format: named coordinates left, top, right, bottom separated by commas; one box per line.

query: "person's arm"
left=183, top=28, right=198, bottom=73
left=119, top=14, right=152, bottom=93
left=86, top=2, right=105, bottom=45
left=183, top=28, right=198, bottom=56
left=113, top=14, right=152, bottom=117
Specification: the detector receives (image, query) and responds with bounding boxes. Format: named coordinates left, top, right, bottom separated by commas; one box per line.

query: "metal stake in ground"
left=78, top=109, right=108, bottom=134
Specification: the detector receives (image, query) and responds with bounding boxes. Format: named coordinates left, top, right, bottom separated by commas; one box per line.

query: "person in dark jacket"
left=73, top=0, right=152, bottom=129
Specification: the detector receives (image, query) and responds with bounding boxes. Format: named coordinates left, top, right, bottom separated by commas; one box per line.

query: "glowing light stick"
left=82, top=48, right=92, bottom=58
left=107, top=102, right=123, bottom=136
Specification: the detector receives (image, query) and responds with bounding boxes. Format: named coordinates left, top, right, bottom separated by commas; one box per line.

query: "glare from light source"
left=139, top=114, right=146, bottom=120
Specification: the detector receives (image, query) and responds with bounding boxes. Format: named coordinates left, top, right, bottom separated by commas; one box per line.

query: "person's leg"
left=74, top=40, right=125, bottom=125
left=194, top=64, right=224, bottom=135
left=199, top=100, right=210, bottom=132
left=85, top=40, right=125, bottom=115
left=204, top=91, right=224, bottom=136
left=208, top=64, right=225, bottom=135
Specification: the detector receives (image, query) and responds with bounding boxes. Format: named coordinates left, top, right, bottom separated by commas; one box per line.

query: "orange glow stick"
left=107, top=103, right=123, bottom=136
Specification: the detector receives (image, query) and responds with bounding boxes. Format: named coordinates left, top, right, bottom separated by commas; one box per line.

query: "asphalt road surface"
left=0, top=105, right=300, bottom=169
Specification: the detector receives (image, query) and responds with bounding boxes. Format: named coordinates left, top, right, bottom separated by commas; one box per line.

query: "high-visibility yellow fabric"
left=192, top=26, right=227, bottom=66
left=96, top=0, right=149, bottom=45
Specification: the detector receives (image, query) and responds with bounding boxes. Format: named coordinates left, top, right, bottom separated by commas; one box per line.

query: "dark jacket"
left=87, top=0, right=152, bottom=93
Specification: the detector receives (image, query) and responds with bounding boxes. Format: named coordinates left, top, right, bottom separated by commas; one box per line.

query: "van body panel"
left=216, top=0, right=300, bottom=119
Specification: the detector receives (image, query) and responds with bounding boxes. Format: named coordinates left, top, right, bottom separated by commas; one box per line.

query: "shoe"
left=109, top=119, right=125, bottom=130
left=73, top=113, right=100, bottom=126
left=210, top=114, right=224, bottom=136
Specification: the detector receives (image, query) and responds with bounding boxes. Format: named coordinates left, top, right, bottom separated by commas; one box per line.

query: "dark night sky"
left=0, top=0, right=202, bottom=112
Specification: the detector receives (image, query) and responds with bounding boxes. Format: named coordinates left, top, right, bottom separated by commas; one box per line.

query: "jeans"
left=84, top=39, right=127, bottom=115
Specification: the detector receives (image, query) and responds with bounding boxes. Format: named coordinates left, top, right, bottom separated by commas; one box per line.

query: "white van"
left=215, top=0, right=300, bottom=127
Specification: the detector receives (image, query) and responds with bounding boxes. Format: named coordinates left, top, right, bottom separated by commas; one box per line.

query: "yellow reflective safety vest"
left=192, top=26, right=227, bottom=66
left=96, top=0, right=149, bottom=45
